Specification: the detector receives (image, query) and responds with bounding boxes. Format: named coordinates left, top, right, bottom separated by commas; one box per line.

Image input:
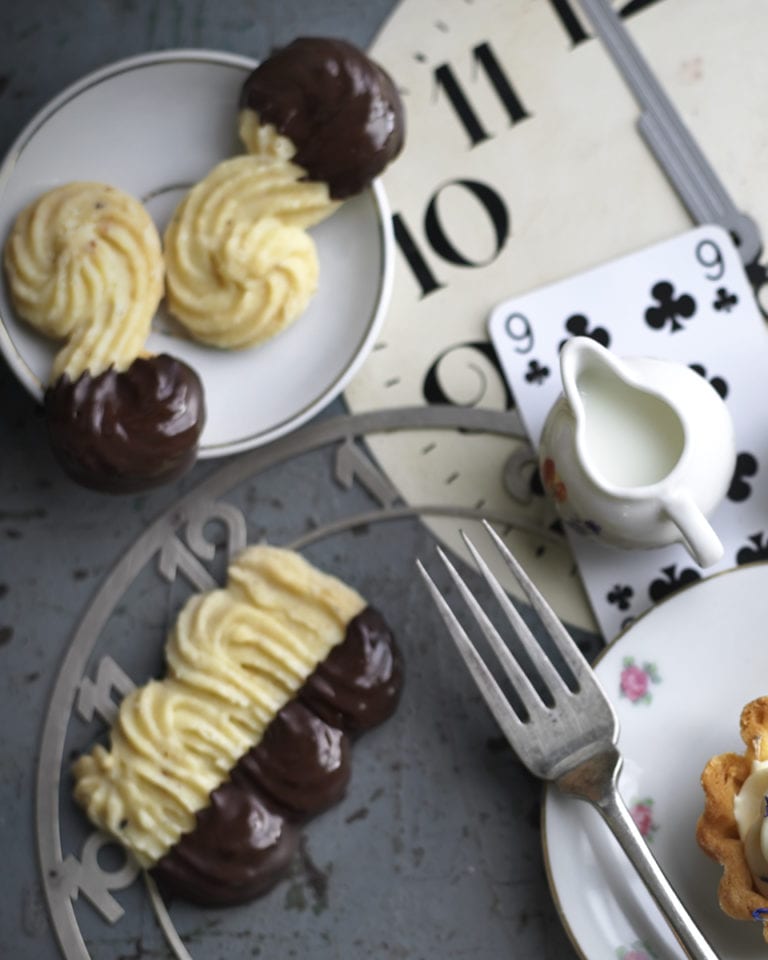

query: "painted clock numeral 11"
left=393, top=39, right=517, bottom=298
left=434, top=41, right=530, bottom=148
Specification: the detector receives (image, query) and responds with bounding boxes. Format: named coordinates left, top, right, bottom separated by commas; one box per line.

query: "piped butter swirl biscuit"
left=72, top=545, right=365, bottom=867
left=163, top=155, right=338, bottom=349
left=4, top=182, right=163, bottom=381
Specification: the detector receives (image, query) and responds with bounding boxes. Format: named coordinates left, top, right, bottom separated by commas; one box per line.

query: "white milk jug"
left=538, top=338, right=736, bottom=568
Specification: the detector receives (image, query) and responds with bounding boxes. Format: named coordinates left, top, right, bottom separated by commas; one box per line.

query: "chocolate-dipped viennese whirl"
left=3, top=182, right=206, bottom=492
left=73, top=545, right=403, bottom=904
left=163, top=155, right=338, bottom=349
left=697, top=697, right=768, bottom=942
left=162, top=37, right=404, bottom=352
left=239, top=37, right=405, bottom=200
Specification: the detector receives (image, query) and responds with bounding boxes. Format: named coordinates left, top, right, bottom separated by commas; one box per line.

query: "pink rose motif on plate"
left=630, top=797, right=658, bottom=841
left=616, top=939, right=658, bottom=959
left=619, top=656, right=661, bottom=705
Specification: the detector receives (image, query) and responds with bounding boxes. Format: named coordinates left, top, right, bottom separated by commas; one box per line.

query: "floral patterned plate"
left=542, top=562, right=768, bottom=959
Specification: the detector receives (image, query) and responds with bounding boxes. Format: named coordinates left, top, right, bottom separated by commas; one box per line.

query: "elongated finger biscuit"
left=72, top=545, right=403, bottom=879
left=152, top=601, right=401, bottom=906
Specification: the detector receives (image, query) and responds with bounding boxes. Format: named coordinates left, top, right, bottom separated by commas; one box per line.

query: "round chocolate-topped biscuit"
left=239, top=37, right=405, bottom=199
left=45, top=354, right=205, bottom=493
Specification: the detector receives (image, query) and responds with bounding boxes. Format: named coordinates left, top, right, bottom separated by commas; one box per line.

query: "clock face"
left=40, top=407, right=591, bottom=960
left=345, top=0, right=768, bottom=632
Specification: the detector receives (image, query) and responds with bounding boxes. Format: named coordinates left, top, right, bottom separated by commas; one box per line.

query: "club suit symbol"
left=644, top=281, right=696, bottom=333
left=607, top=583, right=633, bottom=611
left=728, top=452, right=758, bottom=503
left=558, top=313, right=611, bottom=352
left=648, top=564, right=701, bottom=603
left=688, top=363, right=728, bottom=399
left=736, top=532, right=768, bottom=565
left=524, top=359, right=550, bottom=384
left=713, top=286, right=738, bottom=312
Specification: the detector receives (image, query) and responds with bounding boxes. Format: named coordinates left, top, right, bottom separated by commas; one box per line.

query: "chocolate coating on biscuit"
left=238, top=701, right=351, bottom=816
left=301, top=607, right=403, bottom=731
left=44, top=354, right=205, bottom=493
left=150, top=776, right=298, bottom=905
left=240, top=37, right=405, bottom=199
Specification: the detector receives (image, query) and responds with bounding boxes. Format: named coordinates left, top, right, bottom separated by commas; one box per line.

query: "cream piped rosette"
left=3, top=182, right=164, bottom=381
left=72, top=545, right=365, bottom=867
left=163, top=155, right=339, bottom=349
left=237, top=109, right=295, bottom=162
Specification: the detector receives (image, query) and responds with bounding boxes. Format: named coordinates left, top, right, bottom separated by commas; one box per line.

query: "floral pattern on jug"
left=619, top=657, right=661, bottom=705
left=616, top=940, right=658, bottom=959
left=541, top=456, right=602, bottom=537
left=630, top=797, right=658, bottom=841
left=541, top=456, right=568, bottom=503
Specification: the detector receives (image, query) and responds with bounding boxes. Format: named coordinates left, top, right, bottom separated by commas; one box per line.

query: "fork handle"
left=557, top=749, right=719, bottom=960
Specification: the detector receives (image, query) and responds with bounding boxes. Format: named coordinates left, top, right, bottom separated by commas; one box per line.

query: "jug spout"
left=559, top=336, right=617, bottom=406
left=559, top=337, right=686, bottom=492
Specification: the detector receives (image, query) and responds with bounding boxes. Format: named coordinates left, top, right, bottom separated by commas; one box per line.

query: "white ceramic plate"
left=543, top=563, right=768, bottom=959
left=0, top=51, right=393, bottom=457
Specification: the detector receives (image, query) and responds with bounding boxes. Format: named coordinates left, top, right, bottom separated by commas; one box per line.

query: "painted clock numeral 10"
left=393, top=38, right=518, bottom=298
left=393, top=0, right=666, bottom=298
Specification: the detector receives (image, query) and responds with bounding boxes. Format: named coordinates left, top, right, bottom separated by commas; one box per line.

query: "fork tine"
left=430, top=549, right=547, bottom=718
left=416, top=560, right=528, bottom=741
left=459, top=530, right=577, bottom=697
left=480, top=520, right=592, bottom=684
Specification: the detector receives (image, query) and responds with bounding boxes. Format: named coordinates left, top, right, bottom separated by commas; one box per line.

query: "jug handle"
left=662, top=490, right=723, bottom=569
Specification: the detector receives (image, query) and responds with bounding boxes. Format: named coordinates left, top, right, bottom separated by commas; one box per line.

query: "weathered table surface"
left=0, top=3, right=592, bottom=957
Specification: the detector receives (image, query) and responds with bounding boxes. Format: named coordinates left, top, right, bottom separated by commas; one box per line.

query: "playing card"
left=488, top=225, right=768, bottom=640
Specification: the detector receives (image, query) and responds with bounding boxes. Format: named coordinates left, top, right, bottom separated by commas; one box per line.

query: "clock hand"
left=637, top=111, right=761, bottom=265
left=577, top=0, right=762, bottom=267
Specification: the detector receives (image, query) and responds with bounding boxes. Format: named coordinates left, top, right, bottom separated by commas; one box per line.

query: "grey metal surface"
left=0, top=3, right=599, bottom=958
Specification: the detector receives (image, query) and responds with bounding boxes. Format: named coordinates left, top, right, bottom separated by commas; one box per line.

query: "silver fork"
left=417, top=520, right=718, bottom=960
